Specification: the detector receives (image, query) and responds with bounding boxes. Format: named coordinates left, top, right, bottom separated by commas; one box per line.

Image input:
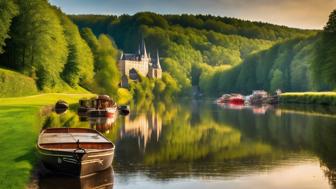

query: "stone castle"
left=118, top=41, right=162, bottom=87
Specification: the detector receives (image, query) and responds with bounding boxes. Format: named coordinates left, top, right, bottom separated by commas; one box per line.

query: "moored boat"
left=248, top=90, right=269, bottom=105
left=54, top=100, right=69, bottom=114
left=228, top=95, right=245, bottom=105
left=88, top=95, right=118, bottom=118
left=216, top=94, right=232, bottom=104
left=37, top=128, right=115, bottom=177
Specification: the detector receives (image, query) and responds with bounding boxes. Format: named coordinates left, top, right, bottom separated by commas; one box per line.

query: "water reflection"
left=115, top=101, right=336, bottom=188
left=120, top=111, right=162, bottom=150
left=42, top=100, right=336, bottom=188
left=89, top=116, right=117, bottom=134
left=37, top=167, right=114, bottom=189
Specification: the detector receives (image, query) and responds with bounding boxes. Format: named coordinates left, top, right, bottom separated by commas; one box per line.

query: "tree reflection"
left=115, top=101, right=336, bottom=186
left=42, top=100, right=336, bottom=186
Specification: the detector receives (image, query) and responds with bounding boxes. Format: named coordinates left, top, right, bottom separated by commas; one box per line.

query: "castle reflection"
left=120, top=111, right=162, bottom=150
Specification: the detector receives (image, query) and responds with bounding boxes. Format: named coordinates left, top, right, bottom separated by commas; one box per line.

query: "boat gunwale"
left=37, top=128, right=115, bottom=152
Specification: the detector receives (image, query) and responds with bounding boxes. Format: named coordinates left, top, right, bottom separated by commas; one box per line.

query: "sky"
left=49, top=0, right=336, bottom=29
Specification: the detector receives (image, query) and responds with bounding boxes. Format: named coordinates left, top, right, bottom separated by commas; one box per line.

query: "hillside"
left=71, top=13, right=317, bottom=93
left=0, top=68, right=37, bottom=97
left=0, top=0, right=332, bottom=98
left=0, top=0, right=123, bottom=97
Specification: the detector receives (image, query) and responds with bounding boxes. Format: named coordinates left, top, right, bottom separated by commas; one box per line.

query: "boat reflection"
left=218, top=102, right=273, bottom=115
left=89, top=116, right=117, bottom=133
left=38, top=167, right=114, bottom=189
left=113, top=100, right=336, bottom=188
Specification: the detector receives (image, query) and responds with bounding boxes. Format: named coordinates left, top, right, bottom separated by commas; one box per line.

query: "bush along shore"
left=280, top=92, right=336, bottom=106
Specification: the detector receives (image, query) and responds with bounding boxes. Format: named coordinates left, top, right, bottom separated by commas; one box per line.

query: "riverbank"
left=280, top=92, right=336, bottom=106
left=0, top=93, right=93, bottom=188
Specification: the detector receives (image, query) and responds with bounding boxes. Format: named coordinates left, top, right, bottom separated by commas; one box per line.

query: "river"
left=35, top=99, right=336, bottom=189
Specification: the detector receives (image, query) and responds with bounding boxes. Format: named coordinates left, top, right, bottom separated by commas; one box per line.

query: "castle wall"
left=119, top=59, right=149, bottom=77
left=148, top=68, right=162, bottom=79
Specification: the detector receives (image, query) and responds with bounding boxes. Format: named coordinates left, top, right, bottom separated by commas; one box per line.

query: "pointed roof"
left=153, top=50, right=161, bottom=69
left=142, top=40, right=148, bottom=58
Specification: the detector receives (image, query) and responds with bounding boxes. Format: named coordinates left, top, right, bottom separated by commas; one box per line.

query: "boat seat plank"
left=40, top=133, right=109, bottom=144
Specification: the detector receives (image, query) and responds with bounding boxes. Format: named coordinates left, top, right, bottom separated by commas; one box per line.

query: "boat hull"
left=229, top=98, right=245, bottom=105
left=88, top=108, right=117, bottom=118
left=38, top=148, right=114, bottom=177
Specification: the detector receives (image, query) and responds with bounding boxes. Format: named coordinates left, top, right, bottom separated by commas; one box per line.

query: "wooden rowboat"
left=37, top=128, right=115, bottom=177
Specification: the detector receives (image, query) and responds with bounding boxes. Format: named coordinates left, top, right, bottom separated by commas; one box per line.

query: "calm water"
left=36, top=99, right=336, bottom=189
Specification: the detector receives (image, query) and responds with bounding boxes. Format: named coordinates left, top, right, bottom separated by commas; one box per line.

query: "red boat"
left=228, top=95, right=245, bottom=105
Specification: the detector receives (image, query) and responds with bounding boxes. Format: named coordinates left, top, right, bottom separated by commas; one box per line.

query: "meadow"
left=0, top=93, right=93, bottom=188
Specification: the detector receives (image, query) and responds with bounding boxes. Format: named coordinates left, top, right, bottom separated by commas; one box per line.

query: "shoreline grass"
left=0, top=93, right=94, bottom=189
left=280, top=92, right=336, bottom=106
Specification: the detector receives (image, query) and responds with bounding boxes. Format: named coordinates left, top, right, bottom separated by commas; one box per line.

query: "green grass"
left=280, top=92, right=336, bottom=105
left=0, top=68, right=38, bottom=97
left=0, top=68, right=92, bottom=98
left=0, top=93, right=94, bottom=189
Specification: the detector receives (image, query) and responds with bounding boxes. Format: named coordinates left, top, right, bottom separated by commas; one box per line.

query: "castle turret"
left=156, top=50, right=161, bottom=69
left=141, top=39, right=148, bottom=59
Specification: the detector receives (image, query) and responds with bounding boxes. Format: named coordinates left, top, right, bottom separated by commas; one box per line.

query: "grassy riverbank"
left=280, top=92, right=336, bottom=106
left=0, top=93, right=93, bottom=188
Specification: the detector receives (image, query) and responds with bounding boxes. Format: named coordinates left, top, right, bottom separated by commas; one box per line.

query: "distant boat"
left=37, top=128, right=115, bottom=177
left=248, top=90, right=269, bottom=105
left=88, top=95, right=118, bottom=118
left=54, top=100, right=69, bottom=114
left=228, top=95, right=245, bottom=105
left=216, top=94, right=232, bottom=104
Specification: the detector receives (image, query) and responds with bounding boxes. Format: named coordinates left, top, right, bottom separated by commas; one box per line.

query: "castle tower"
left=141, top=40, right=148, bottom=59
left=148, top=50, right=162, bottom=79
left=118, top=40, right=162, bottom=87
left=156, top=50, right=161, bottom=69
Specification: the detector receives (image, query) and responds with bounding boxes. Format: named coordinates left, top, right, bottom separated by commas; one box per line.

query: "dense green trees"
left=56, top=10, right=94, bottom=87
left=0, top=0, right=123, bottom=96
left=0, top=0, right=69, bottom=89
left=0, top=0, right=18, bottom=54
left=80, top=27, right=121, bottom=96
left=93, top=34, right=120, bottom=96
left=0, top=1, right=334, bottom=98
left=71, top=12, right=317, bottom=94
left=198, top=36, right=332, bottom=96
left=312, top=10, right=336, bottom=87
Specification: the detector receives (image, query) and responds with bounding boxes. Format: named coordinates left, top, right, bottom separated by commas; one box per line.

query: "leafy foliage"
left=0, top=0, right=68, bottom=89
left=72, top=12, right=316, bottom=94
left=0, top=0, right=18, bottom=54
left=199, top=36, right=333, bottom=96
left=56, top=10, right=94, bottom=87
left=312, top=9, right=336, bottom=87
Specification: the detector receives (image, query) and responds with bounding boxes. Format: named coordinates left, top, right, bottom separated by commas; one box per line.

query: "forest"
left=72, top=11, right=336, bottom=96
left=0, top=0, right=335, bottom=99
left=71, top=13, right=321, bottom=95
